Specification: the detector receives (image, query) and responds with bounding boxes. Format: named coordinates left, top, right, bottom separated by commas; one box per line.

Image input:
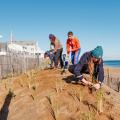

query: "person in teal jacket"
left=68, top=46, right=104, bottom=90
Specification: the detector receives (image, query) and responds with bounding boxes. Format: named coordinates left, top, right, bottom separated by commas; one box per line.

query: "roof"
left=8, top=41, right=36, bottom=46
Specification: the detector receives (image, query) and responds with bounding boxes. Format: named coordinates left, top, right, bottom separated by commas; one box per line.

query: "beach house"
left=7, top=40, right=44, bottom=58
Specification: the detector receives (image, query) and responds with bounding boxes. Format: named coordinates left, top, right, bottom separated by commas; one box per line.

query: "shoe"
left=71, top=79, right=79, bottom=84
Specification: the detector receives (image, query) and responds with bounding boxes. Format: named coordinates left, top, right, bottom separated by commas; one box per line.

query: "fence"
left=0, top=52, right=41, bottom=79
left=0, top=54, right=120, bottom=92
left=104, top=68, right=120, bottom=92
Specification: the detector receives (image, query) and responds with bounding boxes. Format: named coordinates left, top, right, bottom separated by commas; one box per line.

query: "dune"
left=0, top=68, right=120, bottom=120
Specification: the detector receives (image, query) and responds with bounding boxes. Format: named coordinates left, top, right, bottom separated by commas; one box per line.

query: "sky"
left=0, top=0, right=120, bottom=60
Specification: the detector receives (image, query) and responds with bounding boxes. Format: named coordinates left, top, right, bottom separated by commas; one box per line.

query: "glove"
left=81, top=78, right=92, bottom=85
left=93, top=83, right=101, bottom=90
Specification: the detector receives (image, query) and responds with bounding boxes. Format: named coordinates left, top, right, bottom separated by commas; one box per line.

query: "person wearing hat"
left=66, top=31, right=81, bottom=65
left=49, top=34, right=63, bottom=68
left=68, top=46, right=104, bottom=90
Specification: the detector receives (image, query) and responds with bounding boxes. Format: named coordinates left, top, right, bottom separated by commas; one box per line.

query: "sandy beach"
left=104, top=66, right=120, bottom=92
left=104, top=66, right=120, bottom=78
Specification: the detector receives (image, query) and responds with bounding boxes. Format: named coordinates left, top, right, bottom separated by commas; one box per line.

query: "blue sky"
left=0, top=0, right=120, bottom=60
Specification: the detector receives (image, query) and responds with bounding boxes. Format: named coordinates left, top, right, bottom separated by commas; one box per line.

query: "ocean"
left=104, top=60, right=120, bottom=68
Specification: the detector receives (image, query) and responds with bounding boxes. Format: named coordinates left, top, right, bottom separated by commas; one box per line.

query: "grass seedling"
left=78, top=87, right=83, bottom=102
left=55, top=79, right=64, bottom=93
left=27, top=71, right=32, bottom=89
left=4, top=82, right=7, bottom=90
left=30, top=94, right=35, bottom=100
left=19, top=79, right=23, bottom=87
left=59, top=79, right=64, bottom=92
left=96, top=88, right=104, bottom=113
left=82, top=112, right=95, bottom=120
left=55, top=80, right=59, bottom=93
left=53, top=101, right=60, bottom=120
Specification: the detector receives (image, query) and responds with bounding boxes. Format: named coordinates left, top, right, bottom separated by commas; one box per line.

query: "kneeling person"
left=68, top=46, right=104, bottom=90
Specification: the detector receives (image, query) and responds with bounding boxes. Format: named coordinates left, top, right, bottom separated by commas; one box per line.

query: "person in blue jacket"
left=68, top=46, right=104, bottom=90
left=44, top=50, right=55, bottom=67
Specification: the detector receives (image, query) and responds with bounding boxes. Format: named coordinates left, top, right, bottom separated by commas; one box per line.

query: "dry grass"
left=55, top=79, right=65, bottom=93
left=96, top=88, right=104, bottom=113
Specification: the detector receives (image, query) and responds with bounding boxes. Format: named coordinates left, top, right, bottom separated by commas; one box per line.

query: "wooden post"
left=107, top=68, right=110, bottom=87
left=0, top=64, right=2, bottom=80
left=117, top=78, right=120, bottom=92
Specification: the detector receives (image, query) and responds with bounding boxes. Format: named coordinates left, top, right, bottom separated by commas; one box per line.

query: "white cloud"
left=0, top=34, right=3, bottom=38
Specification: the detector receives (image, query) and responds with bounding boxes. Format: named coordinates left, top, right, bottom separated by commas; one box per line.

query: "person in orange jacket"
left=66, top=31, right=81, bottom=65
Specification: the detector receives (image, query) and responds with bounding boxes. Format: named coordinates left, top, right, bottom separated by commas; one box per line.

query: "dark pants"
left=68, top=64, right=98, bottom=80
left=49, top=53, right=55, bottom=67
left=54, top=48, right=63, bottom=68
left=68, top=64, right=89, bottom=74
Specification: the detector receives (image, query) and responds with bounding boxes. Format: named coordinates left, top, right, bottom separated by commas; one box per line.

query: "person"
left=43, top=52, right=51, bottom=69
left=66, top=31, right=81, bottom=65
left=62, top=54, right=69, bottom=70
left=49, top=34, right=63, bottom=68
left=68, top=46, right=104, bottom=90
left=44, top=50, right=55, bottom=68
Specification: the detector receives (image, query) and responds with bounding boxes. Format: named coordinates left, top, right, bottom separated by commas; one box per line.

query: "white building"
left=8, top=41, right=44, bottom=58
left=0, top=42, right=7, bottom=55
left=0, top=32, right=44, bottom=57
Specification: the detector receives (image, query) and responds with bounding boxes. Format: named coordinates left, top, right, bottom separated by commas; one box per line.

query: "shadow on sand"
left=62, top=75, right=78, bottom=84
left=0, top=90, right=15, bottom=120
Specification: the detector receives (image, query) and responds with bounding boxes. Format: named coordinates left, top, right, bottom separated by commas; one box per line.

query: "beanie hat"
left=49, top=34, right=55, bottom=39
left=49, top=34, right=56, bottom=42
left=91, top=46, right=103, bottom=59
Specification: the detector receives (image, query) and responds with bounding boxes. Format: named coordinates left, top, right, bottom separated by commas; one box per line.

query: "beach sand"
left=0, top=68, right=120, bottom=120
left=104, top=66, right=120, bottom=78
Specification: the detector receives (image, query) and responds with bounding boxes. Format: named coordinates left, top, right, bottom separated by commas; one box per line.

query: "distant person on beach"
left=68, top=46, right=104, bottom=90
left=49, top=34, right=63, bottom=68
left=66, top=31, right=81, bottom=65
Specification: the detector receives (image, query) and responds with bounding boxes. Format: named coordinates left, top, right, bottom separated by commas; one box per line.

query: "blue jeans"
left=71, top=48, right=81, bottom=65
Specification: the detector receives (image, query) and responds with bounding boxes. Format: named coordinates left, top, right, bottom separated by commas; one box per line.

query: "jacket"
left=74, top=51, right=104, bottom=83
left=66, top=37, right=80, bottom=54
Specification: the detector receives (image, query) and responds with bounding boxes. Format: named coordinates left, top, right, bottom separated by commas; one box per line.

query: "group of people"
left=45, top=31, right=104, bottom=90
left=45, top=31, right=81, bottom=68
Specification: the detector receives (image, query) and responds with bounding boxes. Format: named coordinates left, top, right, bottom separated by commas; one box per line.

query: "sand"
left=0, top=68, right=120, bottom=120
left=104, top=66, right=120, bottom=78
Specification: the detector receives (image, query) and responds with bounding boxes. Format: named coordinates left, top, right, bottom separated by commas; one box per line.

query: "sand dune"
left=0, top=68, right=120, bottom=120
